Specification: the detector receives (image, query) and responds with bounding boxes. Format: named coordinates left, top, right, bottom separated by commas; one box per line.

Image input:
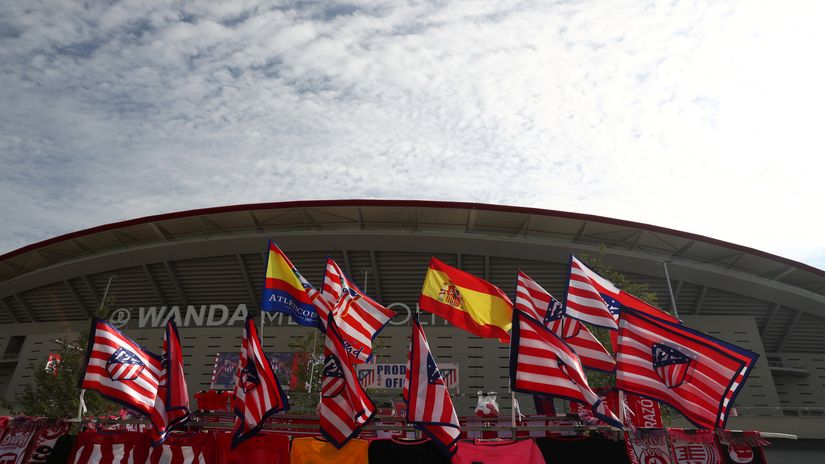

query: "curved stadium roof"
left=1, top=199, right=824, bottom=352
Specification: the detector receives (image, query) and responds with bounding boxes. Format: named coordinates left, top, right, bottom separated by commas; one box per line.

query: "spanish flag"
left=419, top=257, right=512, bottom=343
left=261, top=241, right=323, bottom=329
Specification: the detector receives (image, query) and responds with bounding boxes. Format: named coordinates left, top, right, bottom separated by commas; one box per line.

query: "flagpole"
left=78, top=274, right=115, bottom=423
left=259, top=310, right=266, bottom=345
left=307, top=329, right=318, bottom=393
left=508, top=272, right=518, bottom=432
left=660, top=261, right=680, bottom=318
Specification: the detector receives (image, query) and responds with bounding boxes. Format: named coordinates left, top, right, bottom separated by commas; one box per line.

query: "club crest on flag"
left=437, top=280, right=463, bottom=309
left=240, top=363, right=259, bottom=393
left=602, top=294, right=621, bottom=316
left=106, top=347, right=145, bottom=381
left=358, top=367, right=375, bottom=386
left=543, top=299, right=565, bottom=325
left=652, top=343, right=692, bottom=388
left=426, top=352, right=444, bottom=385
left=556, top=359, right=575, bottom=385
left=323, top=354, right=346, bottom=397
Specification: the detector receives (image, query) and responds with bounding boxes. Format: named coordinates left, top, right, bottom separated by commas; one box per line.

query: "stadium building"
left=1, top=200, right=824, bottom=462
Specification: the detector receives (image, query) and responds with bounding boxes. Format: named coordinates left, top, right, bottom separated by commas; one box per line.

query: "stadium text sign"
left=356, top=363, right=459, bottom=390
left=109, top=302, right=448, bottom=329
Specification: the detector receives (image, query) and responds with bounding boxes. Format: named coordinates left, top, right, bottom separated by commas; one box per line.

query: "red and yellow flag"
left=418, top=257, right=512, bottom=343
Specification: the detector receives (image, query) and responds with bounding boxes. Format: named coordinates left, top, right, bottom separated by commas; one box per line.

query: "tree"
left=286, top=329, right=324, bottom=413
left=18, top=295, right=120, bottom=419
left=578, top=247, right=673, bottom=424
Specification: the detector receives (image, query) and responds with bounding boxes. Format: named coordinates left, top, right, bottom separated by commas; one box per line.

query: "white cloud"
left=1, top=0, right=824, bottom=270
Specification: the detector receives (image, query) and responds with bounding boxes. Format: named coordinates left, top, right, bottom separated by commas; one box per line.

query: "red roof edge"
left=2, top=199, right=822, bottom=278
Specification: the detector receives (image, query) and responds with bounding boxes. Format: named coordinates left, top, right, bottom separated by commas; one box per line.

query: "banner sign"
left=625, top=429, right=672, bottom=464
left=0, top=420, right=37, bottom=464
left=356, top=363, right=459, bottom=390
left=210, top=352, right=305, bottom=391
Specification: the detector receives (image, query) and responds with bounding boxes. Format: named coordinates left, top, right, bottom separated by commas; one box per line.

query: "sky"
left=1, top=0, right=824, bottom=269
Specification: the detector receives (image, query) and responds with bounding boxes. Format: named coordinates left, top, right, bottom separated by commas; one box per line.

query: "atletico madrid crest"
left=106, top=347, right=146, bottom=381
left=426, top=352, right=444, bottom=385
left=652, top=343, right=692, bottom=388
left=240, top=363, right=260, bottom=393
left=322, top=354, right=346, bottom=397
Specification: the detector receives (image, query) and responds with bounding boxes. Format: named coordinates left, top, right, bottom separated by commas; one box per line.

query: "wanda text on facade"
left=109, top=303, right=447, bottom=329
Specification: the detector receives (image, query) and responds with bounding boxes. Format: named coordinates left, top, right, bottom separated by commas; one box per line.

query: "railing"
left=730, top=406, right=825, bottom=417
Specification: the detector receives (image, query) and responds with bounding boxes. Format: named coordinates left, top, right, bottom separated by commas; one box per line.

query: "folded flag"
left=403, top=316, right=461, bottom=456
left=515, top=271, right=615, bottom=372
left=261, top=240, right=323, bottom=329
left=149, top=319, right=190, bottom=445
left=80, top=318, right=162, bottom=416
left=320, top=313, right=376, bottom=448
left=232, top=316, right=289, bottom=447
left=615, top=305, right=758, bottom=429
left=317, top=258, right=395, bottom=363
left=419, top=257, right=512, bottom=343
left=510, top=309, right=622, bottom=428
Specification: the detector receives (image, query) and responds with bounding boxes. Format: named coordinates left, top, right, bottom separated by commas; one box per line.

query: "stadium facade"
left=1, top=200, right=824, bottom=462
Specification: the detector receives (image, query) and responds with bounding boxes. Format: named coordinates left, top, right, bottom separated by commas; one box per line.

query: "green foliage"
left=18, top=338, right=117, bottom=419
left=577, top=248, right=675, bottom=425
left=286, top=329, right=324, bottom=413
left=284, top=330, right=388, bottom=413
left=576, top=248, right=661, bottom=391
left=579, top=247, right=659, bottom=308
left=19, top=294, right=120, bottom=419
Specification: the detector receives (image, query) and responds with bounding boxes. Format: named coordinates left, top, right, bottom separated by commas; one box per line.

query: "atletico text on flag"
left=615, top=306, right=759, bottom=429
left=260, top=240, right=323, bottom=329
left=316, top=257, right=396, bottom=363
left=80, top=318, right=163, bottom=416
left=509, top=309, right=623, bottom=428
left=149, top=319, right=191, bottom=445
left=419, top=257, right=513, bottom=343
left=320, top=313, right=377, bottom=448
left=232, top=316, right=289, bottom=447
left=515, top=271, right=615, bottom=372
left=403, top=316, right=461, bottom=456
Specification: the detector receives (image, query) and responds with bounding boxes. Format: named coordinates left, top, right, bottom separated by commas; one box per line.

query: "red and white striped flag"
left=403, top=316, right=461, bottom=456
left=149, top=319, right=191, bottom=445
left=232, top=316, right=289, bottom=447
left=516, top=271, right=615, bottom=372
left=317, top=258, right=395, bottom=363
left=510, top=309, right=622, bottom=428
left=320, top=313, right=376, bottom=448
left=616, top=306, right=758, bottom=429
left=563, top=255, right=621, bottom=329
left=80, top=318, right=162, bottom=416
left=70, top=431, right=149, bottom=464
left=146, top=432, right=215, bottom=464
